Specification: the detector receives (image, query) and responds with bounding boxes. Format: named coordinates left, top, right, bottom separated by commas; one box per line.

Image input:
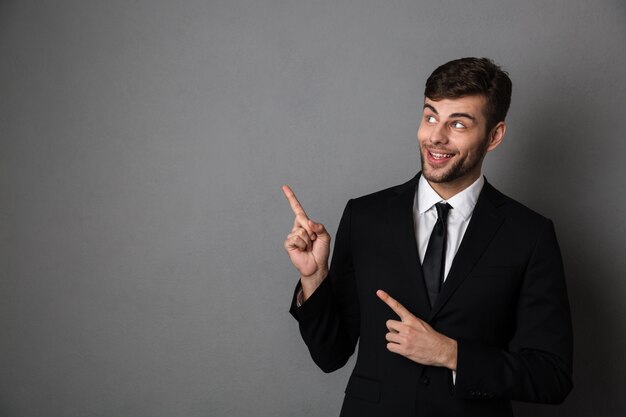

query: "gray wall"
left=1, top=0, right=625, bottom=416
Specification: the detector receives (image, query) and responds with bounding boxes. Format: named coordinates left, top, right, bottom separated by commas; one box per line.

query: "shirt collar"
left=417, top=174, right=484, bottom=220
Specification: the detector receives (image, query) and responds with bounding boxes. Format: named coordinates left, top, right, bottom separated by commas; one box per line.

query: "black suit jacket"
left=290, top=173, right=573, bottom=417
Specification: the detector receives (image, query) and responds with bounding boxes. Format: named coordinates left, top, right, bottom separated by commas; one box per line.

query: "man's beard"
left=420, top=140, right=489, bottom=184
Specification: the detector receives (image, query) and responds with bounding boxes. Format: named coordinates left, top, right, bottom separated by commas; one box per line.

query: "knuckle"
left=294, top=229, right=309, bottom=241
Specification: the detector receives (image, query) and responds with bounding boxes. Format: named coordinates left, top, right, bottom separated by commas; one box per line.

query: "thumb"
left=308, top=219, right=329, bottom=238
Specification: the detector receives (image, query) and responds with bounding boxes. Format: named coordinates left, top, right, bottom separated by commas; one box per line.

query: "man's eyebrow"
left=423, top=104, right=476, bottom=121
left=423, top=103, right=438, bottom=114
left=449, top=112, right=476, bottom=121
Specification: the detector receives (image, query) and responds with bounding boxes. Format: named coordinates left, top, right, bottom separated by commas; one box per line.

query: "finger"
left=386, top=319, right=403, bottom=333
left=385, top=332, right=402, bottom=344
left=386, top=342, right=403, bottom=355
left=291, top=228, right=313, bottom=249
left=292, top=215, right=316, bottom=239
left=377, top=290, right=412, bottom=321
left=308, top=219, right=328, bottom=239
left=285, top=234, right=310, bottom=252
left=282, top=185, right=309, bottom=218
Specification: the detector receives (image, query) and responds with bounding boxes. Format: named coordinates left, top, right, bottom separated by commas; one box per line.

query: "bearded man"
left=282, top=57, right=573, bottom=417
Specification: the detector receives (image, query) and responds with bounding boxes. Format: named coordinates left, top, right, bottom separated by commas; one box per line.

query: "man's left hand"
left=377, top=289, right=457, bottom=370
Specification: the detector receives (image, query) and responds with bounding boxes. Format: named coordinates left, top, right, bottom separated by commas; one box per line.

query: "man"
left=282, top=57, right=573, bottom=417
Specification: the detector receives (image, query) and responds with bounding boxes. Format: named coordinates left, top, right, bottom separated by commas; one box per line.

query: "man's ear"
left=486, top=121, right=506, bottom=152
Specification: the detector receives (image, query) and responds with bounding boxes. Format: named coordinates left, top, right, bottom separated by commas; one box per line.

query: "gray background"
left=1, top=0, right=625, bottom=416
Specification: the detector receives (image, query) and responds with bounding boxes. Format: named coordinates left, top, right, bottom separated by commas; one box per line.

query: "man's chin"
left=421, top=167, right=455, bottom=184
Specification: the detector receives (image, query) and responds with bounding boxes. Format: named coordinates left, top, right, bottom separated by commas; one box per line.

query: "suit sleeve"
left=289, top=200, right=360, bottom=373
left=454, top=219, right=573, bottom=403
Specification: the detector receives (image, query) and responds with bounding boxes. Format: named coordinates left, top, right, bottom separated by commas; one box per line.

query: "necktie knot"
left=435, top=202, right=451, bottom=224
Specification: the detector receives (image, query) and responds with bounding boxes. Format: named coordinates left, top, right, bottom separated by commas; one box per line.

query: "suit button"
left=421, top=376, right=430, bottom=386
left=469, top=390, right=476, bottom=396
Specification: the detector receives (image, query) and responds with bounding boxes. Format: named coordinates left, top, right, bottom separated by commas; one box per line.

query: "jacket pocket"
left=344, top=374, right=381, bottom=403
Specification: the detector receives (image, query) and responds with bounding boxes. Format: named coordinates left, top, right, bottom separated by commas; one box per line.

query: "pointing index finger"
left=282, top=185, right=309, bottom=218
left=377, top=290, right=412, bottom=321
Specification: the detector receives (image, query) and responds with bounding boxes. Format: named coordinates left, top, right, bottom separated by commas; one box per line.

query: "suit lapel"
left=428, top=181, right=506, bottom=321
left=386, top=173, right=431, bottom=320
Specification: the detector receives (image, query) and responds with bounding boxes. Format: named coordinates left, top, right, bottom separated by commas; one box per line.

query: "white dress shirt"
left=414, top=174, right=484, bottom=384
left=414, top=174, right=484, bottom=282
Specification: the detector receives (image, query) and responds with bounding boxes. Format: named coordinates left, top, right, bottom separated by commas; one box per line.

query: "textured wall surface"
left=1, top=0, right=625, bottom=416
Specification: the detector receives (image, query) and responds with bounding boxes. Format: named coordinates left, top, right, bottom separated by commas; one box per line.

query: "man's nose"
left=429, top=123, right=448, bottom=145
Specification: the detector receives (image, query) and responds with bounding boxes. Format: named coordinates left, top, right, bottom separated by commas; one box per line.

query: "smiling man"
left=419, top=95, right=502, bottom=197
left=283, top=57, right=573, bottom=417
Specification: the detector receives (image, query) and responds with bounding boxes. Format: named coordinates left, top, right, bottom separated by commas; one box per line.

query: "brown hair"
left=424, top=57, right=512, bottom=131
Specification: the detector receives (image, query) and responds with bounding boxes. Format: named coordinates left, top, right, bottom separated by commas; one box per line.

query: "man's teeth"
left=431, top=152, right=452, bottom=159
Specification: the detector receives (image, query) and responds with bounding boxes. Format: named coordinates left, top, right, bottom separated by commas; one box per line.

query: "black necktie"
left=423, top=202, right=451, bottom=307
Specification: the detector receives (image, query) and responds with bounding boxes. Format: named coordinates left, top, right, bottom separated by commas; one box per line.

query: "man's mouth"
left=427, top=150, right=454, bottom=161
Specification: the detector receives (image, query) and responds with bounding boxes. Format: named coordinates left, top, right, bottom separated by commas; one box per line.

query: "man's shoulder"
left=483, top=181, right=552, bottom=226
left=349, top=175, right=417, bottom=208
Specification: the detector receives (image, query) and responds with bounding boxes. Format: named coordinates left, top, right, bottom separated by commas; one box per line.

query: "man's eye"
left=426, top=116, right=437, bottom=123
left=452, top=121, right=465, bottom=128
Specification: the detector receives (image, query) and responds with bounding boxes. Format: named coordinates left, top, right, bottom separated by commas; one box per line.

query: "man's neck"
left=427, top=171, right=482, bottom=200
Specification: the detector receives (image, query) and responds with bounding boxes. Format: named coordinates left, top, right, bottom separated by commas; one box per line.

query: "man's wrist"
left=300, top=269, right=328, bottom=301
left=443, top=338, right=458, bottom=371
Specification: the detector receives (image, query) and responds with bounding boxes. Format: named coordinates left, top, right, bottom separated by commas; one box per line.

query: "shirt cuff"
left=295, top=287, right=305, bottom=307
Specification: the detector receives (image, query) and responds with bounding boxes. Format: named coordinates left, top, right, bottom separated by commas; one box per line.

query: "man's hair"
left=424, top=57, right=512, bottom=131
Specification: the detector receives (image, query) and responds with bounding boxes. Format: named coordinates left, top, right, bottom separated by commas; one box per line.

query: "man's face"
left=417, top=95, right=503, bottom=193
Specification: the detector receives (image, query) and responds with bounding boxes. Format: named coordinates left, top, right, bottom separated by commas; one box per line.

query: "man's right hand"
left=282, top=185, right=331, bottom=300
